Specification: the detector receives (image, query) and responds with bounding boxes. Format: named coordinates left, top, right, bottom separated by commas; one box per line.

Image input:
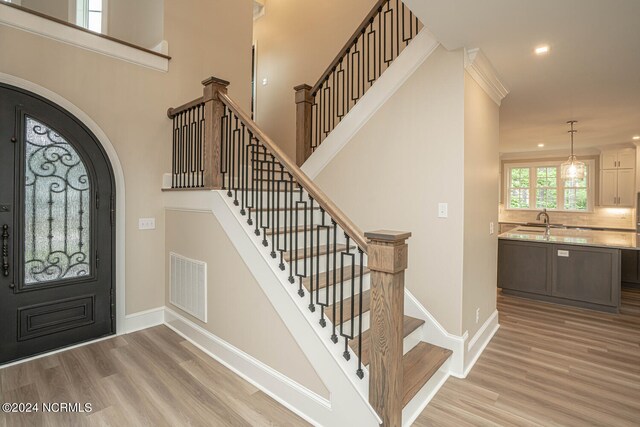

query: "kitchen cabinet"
left=601, top=148, right=635, bottom=170
left=498, top=240, right=551, bottom=295
left=498, top=239, right=620, bottom=312
left=552, top=244, right=620, bottom=307
left=599, top=149, right=635, bottom=207
left=621, top=249, right=640, bottom=285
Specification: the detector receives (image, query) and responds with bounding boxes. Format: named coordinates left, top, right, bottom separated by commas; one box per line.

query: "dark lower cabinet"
left=498, top=240, right=551, bottom=295
left=498, top=239, right=621, bottom=312
left=621, top=249, right=640, bottom=285
left=552, top=245, right=620, bottom=307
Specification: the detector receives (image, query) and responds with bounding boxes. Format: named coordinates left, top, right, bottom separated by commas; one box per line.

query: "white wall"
left=315, top=46, right=467, bottom=334
left=108, top=0, right=164, bottom=49
left=462, top=72, right=499, bottom=340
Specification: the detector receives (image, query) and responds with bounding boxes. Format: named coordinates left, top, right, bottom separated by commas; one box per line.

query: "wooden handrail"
left=167, top=96, right=205, bottom=118
left=311, top=0, right=388, bottom=95
left=218, top=92, right=369, bottom=252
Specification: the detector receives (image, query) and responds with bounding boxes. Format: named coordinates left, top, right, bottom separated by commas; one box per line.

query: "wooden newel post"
left=365, top=230, right=411, bottom=427
left=294, top=84, right=313, bottom=166
left=202, top=76, right=230, bottom=189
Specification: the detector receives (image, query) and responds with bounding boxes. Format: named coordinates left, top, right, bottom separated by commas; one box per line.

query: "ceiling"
left=404, top=0, right=640, bottom=154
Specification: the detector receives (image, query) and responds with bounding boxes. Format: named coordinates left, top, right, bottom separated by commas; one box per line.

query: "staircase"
left=165, top=1, right=453, bottom=425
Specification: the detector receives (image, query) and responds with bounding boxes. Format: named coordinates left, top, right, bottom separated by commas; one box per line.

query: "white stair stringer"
left=164, top=189, right=381, bottom=427
left=302, top=27, right=440, bottom=179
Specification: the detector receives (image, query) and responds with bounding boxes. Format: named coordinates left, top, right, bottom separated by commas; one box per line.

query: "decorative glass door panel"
left=23, top=116, right=91, bottom=285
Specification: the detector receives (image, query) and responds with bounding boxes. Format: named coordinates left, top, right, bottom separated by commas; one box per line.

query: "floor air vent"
left=170, top=252, right=207, bottom=322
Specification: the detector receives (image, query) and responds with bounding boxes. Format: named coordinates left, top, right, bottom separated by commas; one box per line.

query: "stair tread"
left=302, top=265, right=369, bottom=291
left=325, top=289, right=371, bottom=323
left=402, top=342, right=452, bottom=407
left=349, top=316, right=425, bottom=366
left=283, top=244, right=355, bottom=262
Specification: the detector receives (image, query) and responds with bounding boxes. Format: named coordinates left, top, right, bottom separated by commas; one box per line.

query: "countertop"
left=499, top=226, right=640, bottom=250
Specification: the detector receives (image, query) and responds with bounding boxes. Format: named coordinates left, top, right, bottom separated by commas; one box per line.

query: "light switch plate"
left=139, top=218, right=156, bottom=230
left=489, top=222, right=495, bottom=235
left=438, top=203, right=448, bottom=218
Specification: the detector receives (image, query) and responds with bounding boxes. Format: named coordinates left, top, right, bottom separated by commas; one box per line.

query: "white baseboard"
left=164, top=307, right=329, bottom=427
left=123, top=307, right=165, bottom=334
left=463, top=310, right=499, bottom=377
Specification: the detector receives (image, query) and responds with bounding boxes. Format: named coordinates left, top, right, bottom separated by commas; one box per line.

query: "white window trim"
left=0, top=2, right=168, bottom=72
left=504, top=159, right=595, bottom=213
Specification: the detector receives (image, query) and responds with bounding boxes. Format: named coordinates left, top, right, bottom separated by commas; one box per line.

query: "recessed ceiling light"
left=535, top=45, right=550, bottom=55
left=537, top=143, right=545, bottom=147
left=633, top=135, right=640, bottom=140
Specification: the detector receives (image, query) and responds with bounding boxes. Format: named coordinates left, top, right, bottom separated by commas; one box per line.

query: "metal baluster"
left=308, top=196, right=315, bottom=311
left=330, top=221, right=339, bottom=343
left=288, top=175, right=295, bottom=283
left=356, top=249, right=365, bottom=378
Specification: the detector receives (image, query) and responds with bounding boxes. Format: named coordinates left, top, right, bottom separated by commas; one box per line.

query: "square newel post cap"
left=202, top=76, right=230, bottom=87
left=365, top=230, right=412, bottom=244
left=365, top=230, right=411, bottom=273
left=294, top=84, right=313, bottom=103
left=202, top=76, right=230, bottom=100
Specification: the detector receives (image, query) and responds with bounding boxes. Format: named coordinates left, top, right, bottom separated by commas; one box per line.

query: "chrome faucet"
left=536, top=209, right=551, bottom=234
left=536, top=208, right=550, bottom=224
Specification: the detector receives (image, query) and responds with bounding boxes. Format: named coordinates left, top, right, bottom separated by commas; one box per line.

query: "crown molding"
left=464, top=48, right=509, bottom=106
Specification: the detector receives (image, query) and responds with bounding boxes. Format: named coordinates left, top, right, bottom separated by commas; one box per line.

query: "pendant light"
left=560, top=120, right=585, bottom=180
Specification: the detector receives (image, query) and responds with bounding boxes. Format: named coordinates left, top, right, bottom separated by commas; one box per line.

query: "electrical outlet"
left=138, top=218, right=156, bottom=230
left=476, top=308, right=480, bottom=324
left=438, top=203, right=448, bottom=218
left=489, top=222, right=495, bottom=235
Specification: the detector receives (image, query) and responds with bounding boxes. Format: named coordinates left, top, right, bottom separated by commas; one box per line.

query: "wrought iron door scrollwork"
left=2, top=224, right=8, bottom=277
left=23, top=116, right=91, bottom=285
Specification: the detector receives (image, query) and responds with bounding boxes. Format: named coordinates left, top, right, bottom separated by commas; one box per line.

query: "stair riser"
left=310, top=274, right=370, bottom=303
left=339, top=312, right=370, bottom=336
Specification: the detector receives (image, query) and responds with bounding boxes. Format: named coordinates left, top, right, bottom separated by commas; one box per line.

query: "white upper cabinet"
left=601, top=148, right=636, bottom=170
left=599, top=148, right=636, bottom=207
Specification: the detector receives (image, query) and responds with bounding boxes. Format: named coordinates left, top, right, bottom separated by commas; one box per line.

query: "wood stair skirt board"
left=350, top=316, right=424, bottom=366
left=283, top=244, right=355, bottom=262
left=402, top=343, right=452, bottom=407
left=302, top=265, right=369, bottom=291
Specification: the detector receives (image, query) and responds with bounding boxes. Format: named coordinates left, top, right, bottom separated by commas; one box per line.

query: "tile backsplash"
left=499, top=205, right=636, bottom=230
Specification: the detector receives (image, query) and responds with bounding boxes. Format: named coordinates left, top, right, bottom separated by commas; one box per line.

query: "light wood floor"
left=0, top=326, right=309, bottom=427
left=414, top=288, right=640, bottom=426
left=2, top=290, right=639, bottom=427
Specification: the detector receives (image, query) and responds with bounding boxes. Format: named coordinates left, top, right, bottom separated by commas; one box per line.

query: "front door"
left=0, top=84, right=115, bottom=364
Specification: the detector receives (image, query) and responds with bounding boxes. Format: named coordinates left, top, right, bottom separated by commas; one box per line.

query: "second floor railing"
left=295, top=0, right=423, bottom=165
